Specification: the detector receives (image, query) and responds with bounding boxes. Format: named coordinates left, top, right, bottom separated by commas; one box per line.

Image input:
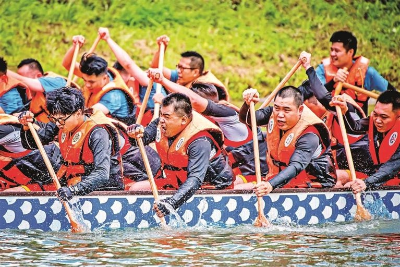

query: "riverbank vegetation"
left=1, top=0, right=399, bottom=101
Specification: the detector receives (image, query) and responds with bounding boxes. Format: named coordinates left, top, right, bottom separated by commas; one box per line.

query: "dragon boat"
left=0, top=187, right=399, bottom=232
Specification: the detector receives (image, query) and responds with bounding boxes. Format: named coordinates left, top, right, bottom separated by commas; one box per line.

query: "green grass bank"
left=1, top=0, right=399, bottom=101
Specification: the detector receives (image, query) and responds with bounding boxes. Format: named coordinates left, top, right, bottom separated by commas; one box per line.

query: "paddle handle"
left=259, top=60, right=302, bottom=109
left=137, top=137, right=167, bottom=226
left=67, top=45, right=80, bottom=86
left=152, top=42, right=166, bottom=120
left=342, top=82, right=379, bottom=99
left=27, top=122, right=83, bottom=232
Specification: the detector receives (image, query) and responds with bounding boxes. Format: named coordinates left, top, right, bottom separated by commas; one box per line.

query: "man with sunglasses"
left=151, top=35, right=230, bottom=102
left=17, top=87, right=124, bottom=199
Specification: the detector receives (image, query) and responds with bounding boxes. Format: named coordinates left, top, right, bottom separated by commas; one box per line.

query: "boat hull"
left=0, top=188, right=399, bottom=231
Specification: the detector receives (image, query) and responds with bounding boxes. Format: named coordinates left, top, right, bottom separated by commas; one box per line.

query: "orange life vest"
left=0, top=76, right=30, bottom=113
left=187, top=71, right=230, bottom=101
left=325, top=94, right=367, bottom=146
left=56, top=110, right=121, bottom=186
left=323, top=56, right=370, bottom=107
left=0, top=114, right=36, bottom=190
left=83, top=67, right=136, bottom=124
left=155, top=111, right=224, bottom=190
left=29, top=72, right=80, bottom=123
left=368, top=116, right=400, bottom=186
left=266, top=105, right=331, bottom=188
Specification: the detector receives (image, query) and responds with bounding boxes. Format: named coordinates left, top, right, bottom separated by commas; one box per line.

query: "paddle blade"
left=254, top=213, right=271, bottom=227
left=355, top=204, right=372, bottom=222
left=70, top=220, right=87, bottom=233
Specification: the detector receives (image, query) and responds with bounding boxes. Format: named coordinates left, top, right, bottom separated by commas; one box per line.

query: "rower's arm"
left=62, top=43, right=83, bottom=77
left=74, top=127, right=111, bottom=194
left=365, top=145, right=400, bottom=187
left=20, top=122, right=58, bottom=149
left=105, top=37, right=150, bottom=86
left=165, top=136, right=213, bottom=210
left=6, top=70, right=44, bottom=92
left=268, top=133, right=319, bottom=189
left=238, top=102, right=272, bottom=127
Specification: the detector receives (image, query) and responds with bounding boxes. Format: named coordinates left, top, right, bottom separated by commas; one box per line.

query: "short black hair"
left=191, top=83, right=219, bottom=103
left=17, top=58, right=44, bottom=74
left=275, top=86, right=304, bottom=108
left=377, top=90, right=400, bottom=111
left=330, top=31, right=357, bottom=57
left=181, top=51, right=204, bottom=74
left=46, top=87, right=85, bottom=115
left=79, top=53, right=108, bottom=76
left=0, top=57, right=7, bottom=74
left=162, top=92, right=192, bottom=119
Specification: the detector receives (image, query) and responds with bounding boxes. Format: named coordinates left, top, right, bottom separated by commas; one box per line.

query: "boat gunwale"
left=0, top=186, right=399, bottom=197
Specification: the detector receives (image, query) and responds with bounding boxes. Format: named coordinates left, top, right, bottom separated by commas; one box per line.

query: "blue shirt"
left=315, top=63, right=388, bottom=93
left=98, top=71, right=129, bottom=117
left=38, top=76, right=67, bottom=92
left=170, top=69, right=179, bottom=83
left=139, top=82, right=167, bottom=109
left=0, top=88, right=24, bottom=114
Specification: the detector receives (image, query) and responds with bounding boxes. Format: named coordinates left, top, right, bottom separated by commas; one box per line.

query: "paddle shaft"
left=67, top=45, right=80, bottom=86
left=259, top=60, right=302, bottom=109
left=342, top=82, right=379, bottom=99
left=250, top=102, right=269, bottom=225
left=27, top=123, right=83, bottom=232
left=152, top=42, right=165, bottom=120
left=137, top=137, right=167, bottom=226
left=136, top=80, right=153, bottom=125
left=334, top=74, right=369, bottom=212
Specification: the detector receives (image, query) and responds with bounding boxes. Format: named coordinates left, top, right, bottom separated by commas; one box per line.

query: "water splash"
left=68, top=197, right=91, bottom=233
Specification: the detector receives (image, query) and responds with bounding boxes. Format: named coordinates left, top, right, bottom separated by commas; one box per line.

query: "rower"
left=316, top=30, right=396, bottom=115
left=153, top=35, right=230, bottom=102
left=17, top=87, right=124, bottom=198
left=298, top=51, right=374, bottom=187
left=331, top=90, right=400, bottom=192
left=240, top=86, right=336, bottom=196
left=127, top=93, right=233, bottom=217
left=147, top=68, right=268, bottom=189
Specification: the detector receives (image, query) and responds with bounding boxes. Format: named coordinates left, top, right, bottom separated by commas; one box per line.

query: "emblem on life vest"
left=72, top=132, right=82, bottom=145
left=389, top=132, right=398, bottom=146
left=284, top=133, right=294, bottom=147
left=268, top=119, right=274, bottom=133
left=176, top=137, right=184, bottom=151
left=156, top=128, right=161, bottom=142
left=61, top=132, right=66, bottom=143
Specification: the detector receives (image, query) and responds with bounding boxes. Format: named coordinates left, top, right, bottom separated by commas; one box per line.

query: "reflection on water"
left=1, top=219, right=399, bottom=266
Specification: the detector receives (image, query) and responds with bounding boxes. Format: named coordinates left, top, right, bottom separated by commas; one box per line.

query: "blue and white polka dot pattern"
left=0, top=190, right=399, bottom=231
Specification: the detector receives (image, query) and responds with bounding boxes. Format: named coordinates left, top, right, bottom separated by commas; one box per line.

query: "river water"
left=1, top=218, right=399, bottom=266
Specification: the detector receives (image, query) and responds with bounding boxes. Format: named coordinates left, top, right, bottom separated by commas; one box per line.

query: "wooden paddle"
left=259, top=60, right=302, bottom=109
left=342, top=82, right=379, bottom=99
left=67, top=44, right=80, bottom=86
left=27, top=123, right=86, bottom=232
left=72, top=36, right=100, bottom=84
left=152, top=42, right=166, bottom=121
left=334, top=70, right=371, bottom=221
left=250, top=102, right=270, bottom=227
left=136, top=80, right=153, bottom=125
left=137, top=136, right=167, bottom=227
